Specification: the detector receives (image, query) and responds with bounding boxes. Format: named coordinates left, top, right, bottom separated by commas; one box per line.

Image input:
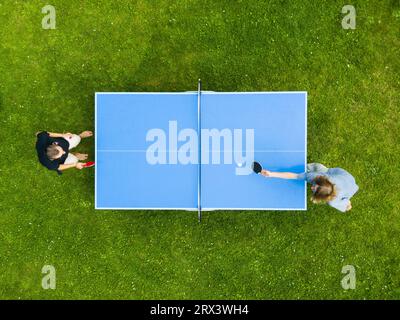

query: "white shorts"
left=64, top=134, right=81, bottom=165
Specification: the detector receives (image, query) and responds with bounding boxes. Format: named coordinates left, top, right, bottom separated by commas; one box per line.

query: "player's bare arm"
left=261, top=170, right=299, bottom=179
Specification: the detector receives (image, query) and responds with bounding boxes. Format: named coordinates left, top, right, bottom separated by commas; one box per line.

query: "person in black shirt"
left=36, top=130, right=93, bottom=174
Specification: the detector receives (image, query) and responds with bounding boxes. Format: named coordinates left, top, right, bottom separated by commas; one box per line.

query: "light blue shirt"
left=298, top=168, right=359, bottom=212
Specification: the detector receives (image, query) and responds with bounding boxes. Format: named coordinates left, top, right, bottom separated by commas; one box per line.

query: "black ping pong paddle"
left=252, top=161, right=262, bottom=174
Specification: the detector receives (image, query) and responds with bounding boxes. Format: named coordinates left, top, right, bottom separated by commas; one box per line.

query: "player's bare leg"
left=79, top=131, right=93, bottom=138
left=73, top=153, right=88, bottom=161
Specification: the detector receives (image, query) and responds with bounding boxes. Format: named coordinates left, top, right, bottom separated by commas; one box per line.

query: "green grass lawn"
left=0, top=0, right=399, bottom=299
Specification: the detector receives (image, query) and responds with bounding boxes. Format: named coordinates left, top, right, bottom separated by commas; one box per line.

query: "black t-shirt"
left=36, top=131, right=70, bottom=175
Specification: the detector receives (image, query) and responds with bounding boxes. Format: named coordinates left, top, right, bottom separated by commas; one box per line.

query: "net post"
left=197, top=79, right=202, bottom=223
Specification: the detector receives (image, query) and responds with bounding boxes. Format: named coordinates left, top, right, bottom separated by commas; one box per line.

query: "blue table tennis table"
left=95, top=82, right=307, bottom=219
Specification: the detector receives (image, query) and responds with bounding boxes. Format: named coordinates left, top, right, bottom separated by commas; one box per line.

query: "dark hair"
left=46, top=144, right=60, bottom=160
left=311, top=176, right=336, bottom=203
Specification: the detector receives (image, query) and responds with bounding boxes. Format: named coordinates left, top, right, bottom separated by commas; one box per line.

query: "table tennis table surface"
left=95, top=91, right=307, bottom=211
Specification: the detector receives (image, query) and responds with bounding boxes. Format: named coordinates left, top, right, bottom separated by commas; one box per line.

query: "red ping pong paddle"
left=82, top=161, right=95, bottom=168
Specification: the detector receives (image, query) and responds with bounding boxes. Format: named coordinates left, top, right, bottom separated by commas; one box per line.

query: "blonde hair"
left=311, top=176, right=337, bottom=203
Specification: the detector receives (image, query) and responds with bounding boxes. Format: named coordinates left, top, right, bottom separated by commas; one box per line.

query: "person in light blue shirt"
left=261, top=163, right=359, bottom=212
